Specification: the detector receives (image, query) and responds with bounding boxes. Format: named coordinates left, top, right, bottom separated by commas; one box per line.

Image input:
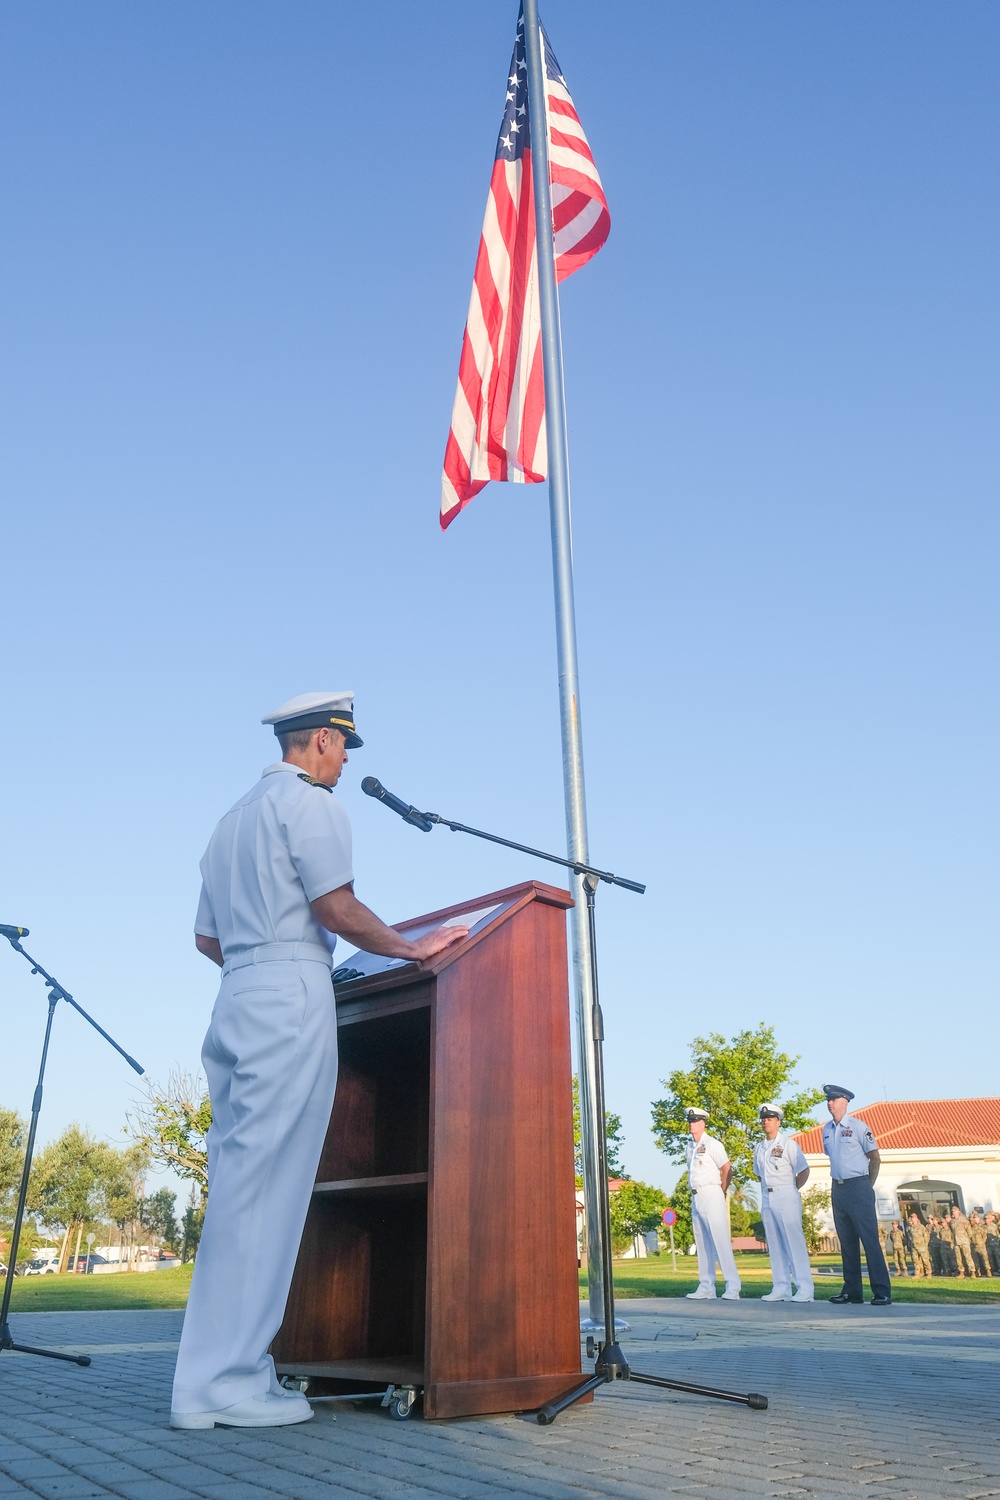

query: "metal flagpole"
left=521, top=0, right=610, bottom=1331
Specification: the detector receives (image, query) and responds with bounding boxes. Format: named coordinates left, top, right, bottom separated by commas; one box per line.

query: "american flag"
left=440, top=9, right=610, bottom=530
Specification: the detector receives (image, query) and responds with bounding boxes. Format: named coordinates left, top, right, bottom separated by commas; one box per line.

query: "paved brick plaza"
left=1, top=1299, right=998, bottom=1499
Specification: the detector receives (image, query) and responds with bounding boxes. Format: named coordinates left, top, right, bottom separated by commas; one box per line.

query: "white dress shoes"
left=170, top=1390, right=314, bottom=1429
left=790, top=1290, right=815, bottom=1303
left=685, top=1287, right=716, bottom=1299
left=761, top=1290, right=791, bottom=1301
left=720, top=1287, right=742, bottom=1300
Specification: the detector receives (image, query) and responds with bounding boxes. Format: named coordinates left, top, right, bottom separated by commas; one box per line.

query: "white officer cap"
left=685, top=1107, right=710, bottom=1123
left=262, top=691, right=363, bottom=748
left=758, top=1102, right=784, bottom=1120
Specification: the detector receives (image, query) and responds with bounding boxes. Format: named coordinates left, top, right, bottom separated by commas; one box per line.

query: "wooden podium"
left=271, top=880, right=585, bottom=1420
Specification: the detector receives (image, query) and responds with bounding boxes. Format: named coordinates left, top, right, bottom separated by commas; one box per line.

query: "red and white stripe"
left=441, top=38, right=609, bottom=530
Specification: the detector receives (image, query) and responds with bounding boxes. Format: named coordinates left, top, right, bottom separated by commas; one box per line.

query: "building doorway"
left=896, top=1180, right=962, bottom=1223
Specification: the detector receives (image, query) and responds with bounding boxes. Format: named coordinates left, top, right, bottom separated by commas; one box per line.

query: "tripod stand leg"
left=1, top=1332, right=90, bottom=1368
left=628, top=1370, right=767, bottom=1410
left=535, top=1371, right=609, bottom=1425
left=0, top=994, right=92, bottom=1373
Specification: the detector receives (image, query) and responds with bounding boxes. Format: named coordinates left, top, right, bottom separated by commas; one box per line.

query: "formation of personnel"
left=883, top=1206, right=1000, bottom=1278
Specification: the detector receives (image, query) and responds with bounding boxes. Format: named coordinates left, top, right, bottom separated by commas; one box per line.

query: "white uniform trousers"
left=171, top=953, right=338, bottom=1414
left=692, top=1186, right=741, bottom=1292
left=761, top=1189, right=814, bottom=1296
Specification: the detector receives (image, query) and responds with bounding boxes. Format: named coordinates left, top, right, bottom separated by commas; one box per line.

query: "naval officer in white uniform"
left=752, top=1103, right=814, bottom=1302
left=170, top=692, right=467, bottom=1429
left=684, top=1108, right=741, bottom=1300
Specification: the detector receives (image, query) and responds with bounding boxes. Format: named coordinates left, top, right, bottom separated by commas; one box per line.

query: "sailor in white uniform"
left=170, top=692, right=467, bottom=1429
left=751, top=1103, right=814, bottom=1302
left=684, top=1108, right=741, bottom=1300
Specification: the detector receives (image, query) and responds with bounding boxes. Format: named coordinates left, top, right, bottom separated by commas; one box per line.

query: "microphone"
left=361, top=777, right=434, bottom=833
left=0, top=924, right=29, bottom=943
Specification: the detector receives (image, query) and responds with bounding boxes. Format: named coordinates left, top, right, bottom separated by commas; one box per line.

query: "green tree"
left=7, top=1218, right=51, bottom=1271
left=800, top=1185, right=832, bottom=1253
left=665, top=1177, right=694, bottom=1253
left=572, top=1076, right=627, bottom=1182
left=727, top=1188, right=760, bottom=1239
left=139, top=1189, right=180, bottom=1255
left=608, top=1180, right=669, bottom=1257
left=181, top=1186, right=205, bottom=1263
left=0, top=1106, right=26, bottom=1222
left=650, top=1025, right=822, bottom=1185
left=127, top=1070, right=211, bottom=1195
left=28, top=1126, right=141, bottom=1271
left=100, top=1142, right=152, bottom=1266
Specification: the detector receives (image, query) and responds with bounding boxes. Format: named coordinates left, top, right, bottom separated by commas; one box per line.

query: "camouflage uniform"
left=908, top=1218, right=932, bottom=1278
left=950, top=1211, right=977, bottom=1278
left=985, top=1214, right=1000, bottom=1277
left=928, top=1219, right=944, bottom=1276
left=938, top=1217, right=959, bottom=1276
left=888, top=1222, right=908, bottom=1277
left=968, top=1214, right=990, bottom=1278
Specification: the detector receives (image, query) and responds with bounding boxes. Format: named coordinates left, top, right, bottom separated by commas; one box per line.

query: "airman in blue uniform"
left=821, top=1085, right=892, bottom=1306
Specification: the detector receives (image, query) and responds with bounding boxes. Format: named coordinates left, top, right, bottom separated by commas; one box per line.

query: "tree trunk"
left=72, top=1222, right=84, bottom=1273
left=57, top=1223, right=73, bottom=1274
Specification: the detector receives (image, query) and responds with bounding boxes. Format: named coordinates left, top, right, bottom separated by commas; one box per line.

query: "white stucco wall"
left=804, top=1144, right=1000, bottom=1224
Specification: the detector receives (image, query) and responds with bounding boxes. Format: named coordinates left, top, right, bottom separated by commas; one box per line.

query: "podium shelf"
left=275, top=1356, right=423, bottom=1386
left=314, top=1173, right=428, bottom=1197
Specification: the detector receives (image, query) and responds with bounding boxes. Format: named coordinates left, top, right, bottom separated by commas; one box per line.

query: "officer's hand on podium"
left=407, top=924, right=470, bottom=963
left=312, top=886, right=469, bottom=964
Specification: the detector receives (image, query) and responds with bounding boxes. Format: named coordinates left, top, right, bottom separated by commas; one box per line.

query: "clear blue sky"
left=1, top=1, right=997, bottom=1200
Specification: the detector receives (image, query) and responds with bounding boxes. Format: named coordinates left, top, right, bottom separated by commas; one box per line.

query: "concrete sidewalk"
left=1, top=1299, right=998, bottom=1499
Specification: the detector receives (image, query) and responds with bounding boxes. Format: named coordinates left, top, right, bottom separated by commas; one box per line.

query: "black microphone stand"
left=365, top=790, right=768, bottom=1422
left=0, top=928, right=144, bottom=1367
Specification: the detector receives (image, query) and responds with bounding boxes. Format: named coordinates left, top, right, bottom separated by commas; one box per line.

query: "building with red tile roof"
left=794, top=1098, right=1000, bottom=1223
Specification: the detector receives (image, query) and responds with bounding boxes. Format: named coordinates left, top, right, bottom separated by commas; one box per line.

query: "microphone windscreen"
left=360, top=777, right=383, bottom=798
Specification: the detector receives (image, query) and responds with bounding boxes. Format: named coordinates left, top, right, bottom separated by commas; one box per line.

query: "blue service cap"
left=823, top=1084, right=855, bottom=1102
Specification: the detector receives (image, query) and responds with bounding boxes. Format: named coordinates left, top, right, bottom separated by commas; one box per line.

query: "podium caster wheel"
left=388, top=1388, right=417, bottom=1420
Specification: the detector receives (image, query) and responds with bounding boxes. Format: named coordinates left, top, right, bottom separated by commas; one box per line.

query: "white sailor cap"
left=261, top=691, right=363, bottom=749
left=685, top=1107, right=710, bottom=1123
left=758, top=1102, right=784, bottom=1120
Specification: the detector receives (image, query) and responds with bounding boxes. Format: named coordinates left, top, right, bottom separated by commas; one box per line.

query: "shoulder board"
left=297, top=773, right=333, bottom=793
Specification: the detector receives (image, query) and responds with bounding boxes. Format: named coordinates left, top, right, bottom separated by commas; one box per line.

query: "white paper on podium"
left=336, top=903, right=504, bottom=979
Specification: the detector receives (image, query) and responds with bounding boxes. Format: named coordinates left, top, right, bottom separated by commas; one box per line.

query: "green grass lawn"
left=4, top=1264, right=194, bottom=1312
left=5, top=1253, right=997, bottom=1313
left=587, top=1252, right=1000, bottom=1304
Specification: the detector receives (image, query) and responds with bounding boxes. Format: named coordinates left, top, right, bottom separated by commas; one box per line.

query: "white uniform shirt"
left=753, top=1132, right=807, bottom=1193
left=686, top=1132, right=729, bottom=1193
left=194, top=762, right=354, bottom=958
left=821, top=1112, right=877, bottom=1180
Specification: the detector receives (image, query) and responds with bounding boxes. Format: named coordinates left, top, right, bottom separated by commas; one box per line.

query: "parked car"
left=68, top=1253, right=109, bottom=1274
left=24, top=1257, right=59, bottom=1275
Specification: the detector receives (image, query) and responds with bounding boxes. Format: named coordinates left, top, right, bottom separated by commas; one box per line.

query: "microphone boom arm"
left=421, top=811, right=646, bottom=895
left=360, top=779, right=644, bottom=894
